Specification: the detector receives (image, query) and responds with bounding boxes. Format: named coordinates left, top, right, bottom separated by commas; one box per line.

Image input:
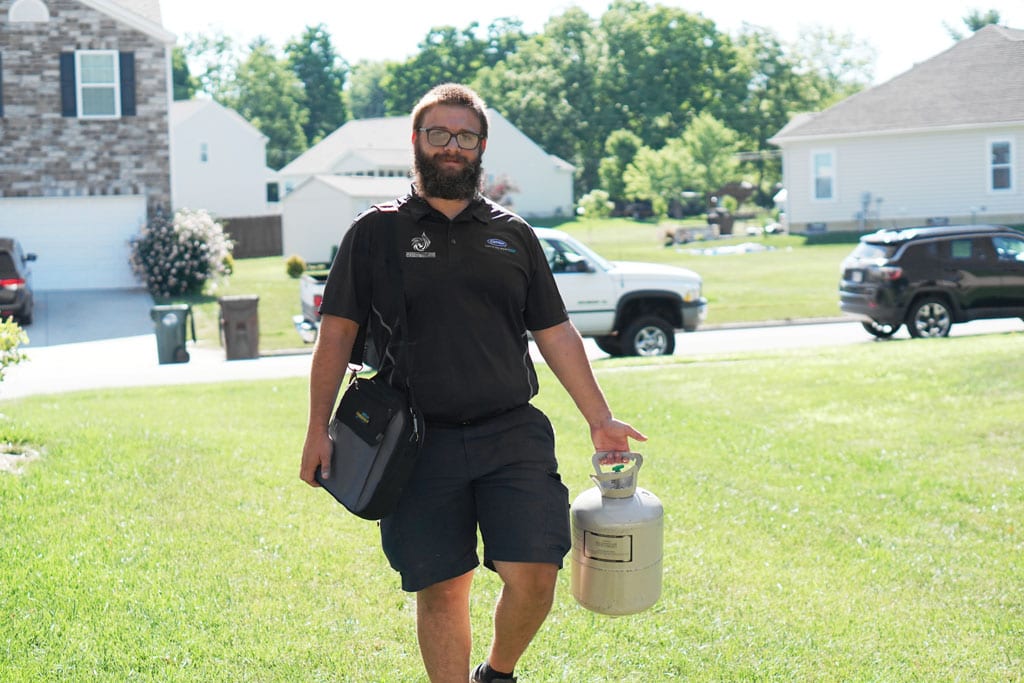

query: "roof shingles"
left=773, top=25, right=1024, bottom=141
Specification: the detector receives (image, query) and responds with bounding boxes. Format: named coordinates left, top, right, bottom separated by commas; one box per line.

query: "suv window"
left=899, top=242, right=939, bottom=268
left=948, top=237, right=996, bottom=261
left=994, top=235, right=1024, bottom=262
left=850, top=243, right=895, bottom=260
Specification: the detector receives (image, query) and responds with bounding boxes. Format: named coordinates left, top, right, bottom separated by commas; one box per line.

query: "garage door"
left=0, top=195, right=146, bottom=290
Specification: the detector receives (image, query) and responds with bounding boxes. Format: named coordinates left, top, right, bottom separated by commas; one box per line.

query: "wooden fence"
left=222, top=215, right=282, bottom=259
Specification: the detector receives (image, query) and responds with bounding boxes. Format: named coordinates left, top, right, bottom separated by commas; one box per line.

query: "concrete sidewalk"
left=1, top=334, right=313, bottom=400
left=3, top=289, right=314, bottom=400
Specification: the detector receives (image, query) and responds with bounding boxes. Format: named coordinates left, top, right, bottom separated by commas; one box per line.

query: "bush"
left=576, top=189, right=614, bottom=218
left=130, top=208, right=234, bottom=297
left=285, top=255, right=306, bottom=279
left=0, top=318, right=28, bottom=382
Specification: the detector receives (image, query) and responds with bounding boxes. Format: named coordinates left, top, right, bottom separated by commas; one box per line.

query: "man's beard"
left=413, top=146, right=483, bottom=200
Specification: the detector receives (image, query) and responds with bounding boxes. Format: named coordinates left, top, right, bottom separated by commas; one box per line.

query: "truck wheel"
left=906, top=297, right=952, bottom=338
left=622, top=316, right=675, bottom=356
left=594, top=335, right=624, bottom=357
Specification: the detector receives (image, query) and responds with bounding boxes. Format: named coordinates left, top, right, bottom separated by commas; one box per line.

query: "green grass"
left=162, top=217, right=854, bottom=353
left=555, top=219, right=851, bottom=324
left=2, top=333, right=1023, bottom=680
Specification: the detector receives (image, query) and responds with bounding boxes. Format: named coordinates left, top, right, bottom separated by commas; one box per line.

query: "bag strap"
left=346, top=207, right=413, bottom=396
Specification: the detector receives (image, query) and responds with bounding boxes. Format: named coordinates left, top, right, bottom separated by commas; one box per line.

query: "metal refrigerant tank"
left=570, top=452, right=664, bottom=616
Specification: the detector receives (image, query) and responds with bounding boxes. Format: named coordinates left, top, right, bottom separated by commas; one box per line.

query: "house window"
left=812, top=150, right=835, bottom=201
left=77, top=51, right=120, bottom=118
left=989, top=139, right=1013, bottom=192
left=8, top=0, right=51, bottom=22
left=200, top=143, right=209, bottom=163
left=60, top=51, right=135, bottom=119
left=266, top=182, right=280, bottom=203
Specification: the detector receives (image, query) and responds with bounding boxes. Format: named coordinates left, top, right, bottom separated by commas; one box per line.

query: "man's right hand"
left=300, top=431, right=333, bottom=487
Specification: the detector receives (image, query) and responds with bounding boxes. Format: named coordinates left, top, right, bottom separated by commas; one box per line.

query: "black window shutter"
left=119, top=51, right=136, bottom=116
left=60, top=52, right=77, bottom=116
left=1, top=53, right=5, bottom=118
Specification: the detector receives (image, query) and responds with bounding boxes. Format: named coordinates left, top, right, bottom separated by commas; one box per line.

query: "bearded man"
left=300, top=83, right=646, bottom=683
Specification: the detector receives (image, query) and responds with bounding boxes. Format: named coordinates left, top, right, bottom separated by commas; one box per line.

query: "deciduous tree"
left=286, top=24, right=348, bottom=144
left=226, top=38, right=308, bottom=170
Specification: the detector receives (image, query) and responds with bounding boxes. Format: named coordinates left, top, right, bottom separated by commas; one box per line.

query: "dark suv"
left=839, top=224, right=1024, bottom=338
left=0, top=238, right=37, bottom=325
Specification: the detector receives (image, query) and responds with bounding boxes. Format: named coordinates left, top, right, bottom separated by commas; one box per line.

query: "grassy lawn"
left=554, top=219, right=852, bottom=324
left=2, top=333, right=1022, bottom=680
left=164, top=217, right=856, bottom=353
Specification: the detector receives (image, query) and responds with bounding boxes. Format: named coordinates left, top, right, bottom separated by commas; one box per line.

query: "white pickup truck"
left=294, top=226, right=707, bottom=356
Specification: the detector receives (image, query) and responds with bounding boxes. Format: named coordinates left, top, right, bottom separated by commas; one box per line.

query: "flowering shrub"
left=0, top=318, right=28, bottom=382
left=130, top=208, right=234, bottom=297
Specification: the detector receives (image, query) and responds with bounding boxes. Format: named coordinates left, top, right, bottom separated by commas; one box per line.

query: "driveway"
left=20, top=289, right=155, bottom=347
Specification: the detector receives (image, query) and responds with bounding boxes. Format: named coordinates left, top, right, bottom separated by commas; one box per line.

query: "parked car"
left=0, top=238, right=37, bottom=325
left=839, top=224, right=1024, bottom=338
left=295, top=227, right=707, bottom=356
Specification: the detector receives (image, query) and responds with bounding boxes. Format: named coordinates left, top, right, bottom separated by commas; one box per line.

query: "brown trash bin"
left=219, top=295, right=259, bottom=360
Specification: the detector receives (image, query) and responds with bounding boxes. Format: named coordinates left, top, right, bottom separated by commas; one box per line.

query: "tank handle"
left=590, top=452, right=643, bottom=498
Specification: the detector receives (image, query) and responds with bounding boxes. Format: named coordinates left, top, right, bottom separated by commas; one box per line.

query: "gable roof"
left=280, top=116, right=409, bottom=176
left=291, top=175, right=412, bottom=199
left=279, top=108, right=574, bottom=176
left=78, top=0, right=175, bottom=43
left=108, top=0, right=161, bottom=23
left=171, top=99, right=268, bottom=143
left=772, top=25, right=1024, bottom=142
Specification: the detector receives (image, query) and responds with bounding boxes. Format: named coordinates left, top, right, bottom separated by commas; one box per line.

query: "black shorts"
left=380, top=404, right=571, bottom=592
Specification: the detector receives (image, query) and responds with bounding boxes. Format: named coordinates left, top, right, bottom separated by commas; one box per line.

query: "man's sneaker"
left=471, top=661, right=517, bottom=682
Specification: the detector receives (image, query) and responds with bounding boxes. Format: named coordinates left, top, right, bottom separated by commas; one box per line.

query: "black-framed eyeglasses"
left=417, top=127, right=485, bottom=150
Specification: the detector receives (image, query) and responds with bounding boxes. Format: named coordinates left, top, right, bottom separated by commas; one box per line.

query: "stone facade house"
left=0, top=0, right=174, bottom=290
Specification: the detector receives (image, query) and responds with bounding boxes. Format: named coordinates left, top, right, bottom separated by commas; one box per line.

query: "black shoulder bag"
left=314, top=213, right=424, bottom=520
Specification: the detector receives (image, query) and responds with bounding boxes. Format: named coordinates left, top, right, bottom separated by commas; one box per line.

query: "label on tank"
left=583, top=530, right=633, bottom=562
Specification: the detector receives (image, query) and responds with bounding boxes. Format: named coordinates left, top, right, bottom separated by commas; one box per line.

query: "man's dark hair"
left=411, top=83, right=489, bottom=138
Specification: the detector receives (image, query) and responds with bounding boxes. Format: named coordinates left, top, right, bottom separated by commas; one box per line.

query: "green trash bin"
left=150, top=304, right=195, bottom=364
left=219, top=295, right=259, bottom=360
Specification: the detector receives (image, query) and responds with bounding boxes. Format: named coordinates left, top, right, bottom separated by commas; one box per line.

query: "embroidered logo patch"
left=485, top=237, right=517, bottom=254
left=407, top=232, right=436, bottom=258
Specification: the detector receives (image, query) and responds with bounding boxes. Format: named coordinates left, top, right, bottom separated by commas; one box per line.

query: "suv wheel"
left=594, top=335, right=624, bottom=357
left=862, top=320, right=899, bottom=338
left=622, top=315, right=675, bottom=356
left=907, top=297, right=953, bottom=338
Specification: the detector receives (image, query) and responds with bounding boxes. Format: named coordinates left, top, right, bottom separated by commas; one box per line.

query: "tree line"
left=173, top=0, right=999, bottom=216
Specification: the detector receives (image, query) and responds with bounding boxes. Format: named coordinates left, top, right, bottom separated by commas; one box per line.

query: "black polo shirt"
left=320, top=191, right=568, bottom=424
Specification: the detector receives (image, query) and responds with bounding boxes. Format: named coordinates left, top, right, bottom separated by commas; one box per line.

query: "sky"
left=161, top=0, right=1024, bottom=84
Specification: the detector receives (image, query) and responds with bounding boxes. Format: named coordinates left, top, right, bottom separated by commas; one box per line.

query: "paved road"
left=4, top=289, right=1021, bottom=400
left=673, top=317, right=1024, bottom=356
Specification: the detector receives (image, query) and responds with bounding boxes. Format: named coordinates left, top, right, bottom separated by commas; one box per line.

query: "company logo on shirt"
left=406, top=232, right=435, bottom=258
left=485, top=237, right=517, bottom=255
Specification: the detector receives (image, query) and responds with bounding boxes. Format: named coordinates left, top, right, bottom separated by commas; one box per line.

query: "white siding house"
left=770, top=25, right=1024, bottom=232
left=278, top=108, right=575, bottom=241
left=170, top=99, right=279, bottom=218
left=281, top=175, right=410, bottom=263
